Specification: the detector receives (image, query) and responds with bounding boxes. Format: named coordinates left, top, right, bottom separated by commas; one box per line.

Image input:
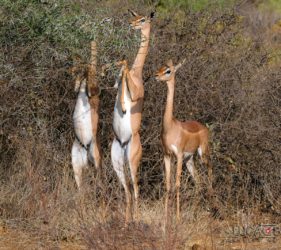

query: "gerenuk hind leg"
left=111, top=138, right=132, bottom=223
left=71, top=139, right=89, bottom=190
left=89, top=138, right=102, bottom=185
left=127, top=133, right=142, bottom=220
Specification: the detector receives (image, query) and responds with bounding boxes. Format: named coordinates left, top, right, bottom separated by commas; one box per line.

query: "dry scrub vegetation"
left=1, top=0, right=281, bottom=249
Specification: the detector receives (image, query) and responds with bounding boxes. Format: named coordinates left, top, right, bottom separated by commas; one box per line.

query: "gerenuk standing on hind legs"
left=71, top=41, right=102, bottom=190
left=111, top=9, right=154, bottom=224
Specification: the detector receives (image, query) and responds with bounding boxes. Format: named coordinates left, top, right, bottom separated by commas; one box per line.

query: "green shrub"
left=158, top=0, right=236, bottom=13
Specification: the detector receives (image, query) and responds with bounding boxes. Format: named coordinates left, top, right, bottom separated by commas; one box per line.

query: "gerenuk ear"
left=166, top=59, right=173, bottom=67
left=175, top=58, right=186, bottom=72
left=128, top=9, right=139, bottom=17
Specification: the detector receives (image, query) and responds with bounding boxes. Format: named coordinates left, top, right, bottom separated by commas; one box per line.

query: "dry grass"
left=1, top=0, right=281, bottom=249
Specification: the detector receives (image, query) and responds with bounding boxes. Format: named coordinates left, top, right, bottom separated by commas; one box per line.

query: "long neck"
left=131, top=25, right=151, bottom=80
left=164, top=78, right=175, bottom=128
left=87, top=41, right=99, bottom=96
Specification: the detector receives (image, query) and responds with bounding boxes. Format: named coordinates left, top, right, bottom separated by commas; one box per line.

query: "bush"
left=0, top=0, right=280, bottom=248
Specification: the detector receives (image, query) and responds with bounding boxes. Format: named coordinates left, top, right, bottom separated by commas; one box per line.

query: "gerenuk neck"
left=131, top=25, right=151, bottom=81
left=163, top=77, right=175, bottom=129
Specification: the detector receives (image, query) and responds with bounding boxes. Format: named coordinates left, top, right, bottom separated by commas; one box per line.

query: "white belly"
left=171, top=144, right=193, bottom=158
left=113, top=85, right=132, bottom=144
left=73, top=87, right=92, bottom=146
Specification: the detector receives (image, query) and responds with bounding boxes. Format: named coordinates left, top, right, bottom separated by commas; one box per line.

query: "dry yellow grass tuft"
left=1, top=0, right=281, bottom=249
